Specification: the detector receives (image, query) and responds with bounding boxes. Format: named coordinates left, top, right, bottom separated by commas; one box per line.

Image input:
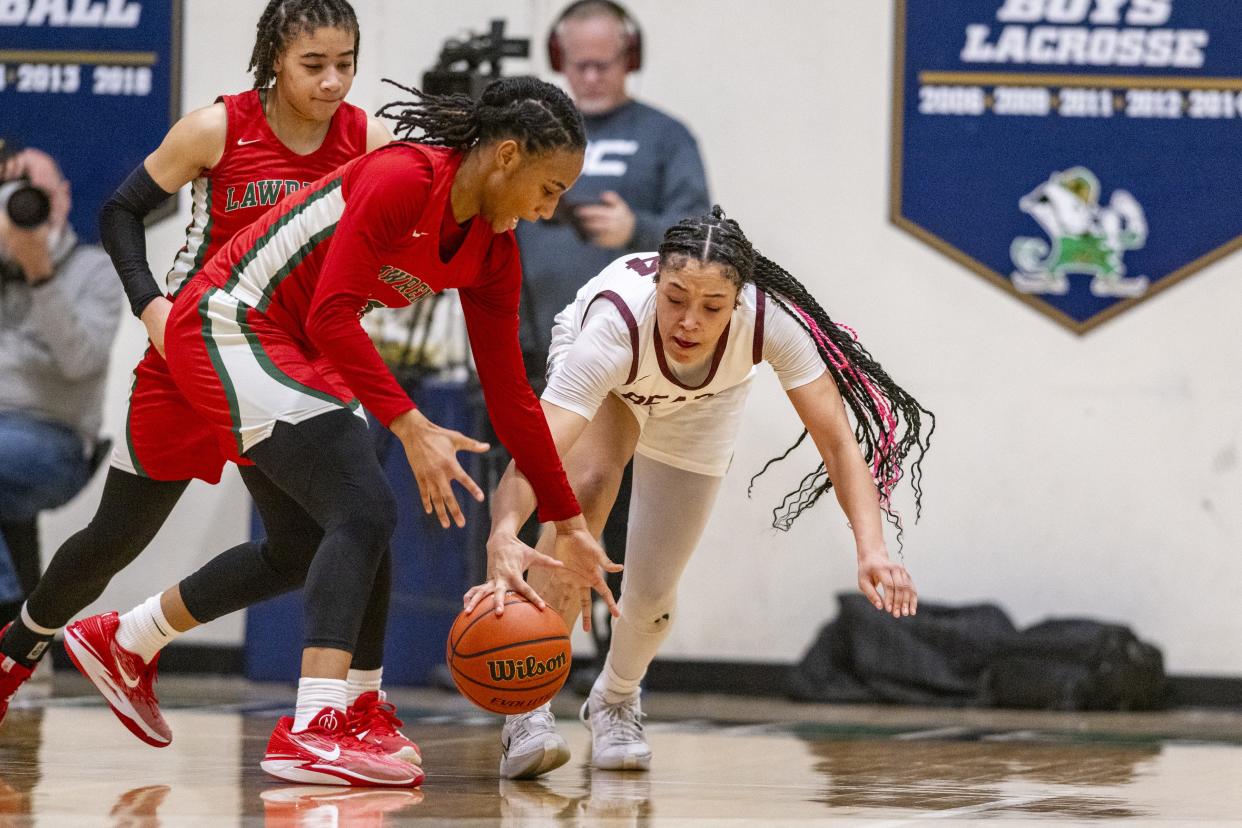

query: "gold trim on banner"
left=919, top=70, right=1242, bottom=91
left=0, top=49, right=158, bottom=66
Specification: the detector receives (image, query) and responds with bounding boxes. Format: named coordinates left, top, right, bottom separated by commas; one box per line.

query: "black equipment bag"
left=788, top=594, right=1018, bottom=706
left=984, top=619, right=1167, bottom=711
left=789, top=596, right=1168, bottom=711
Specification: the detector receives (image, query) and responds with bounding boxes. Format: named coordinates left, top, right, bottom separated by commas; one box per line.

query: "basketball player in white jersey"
left=466, top=207, right=934, bottom=779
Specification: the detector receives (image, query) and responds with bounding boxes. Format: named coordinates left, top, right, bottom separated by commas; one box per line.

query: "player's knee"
left=85, top=515, right=153, bottom=560
left=333, top=486, right=397, bottom=554
left=259, top=529, right=320, bottom=581
left=618, top=593, right=676, bottom=635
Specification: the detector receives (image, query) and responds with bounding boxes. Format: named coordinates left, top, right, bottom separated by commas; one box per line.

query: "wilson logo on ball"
left=486, top=652, right=568, bottom=683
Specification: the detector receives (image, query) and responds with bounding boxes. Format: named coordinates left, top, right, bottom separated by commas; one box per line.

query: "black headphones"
left=547, top=0, right=643, bottom=73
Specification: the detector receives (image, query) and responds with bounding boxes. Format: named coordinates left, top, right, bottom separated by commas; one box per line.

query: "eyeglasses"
left=566, top=50, right=627, bottom=75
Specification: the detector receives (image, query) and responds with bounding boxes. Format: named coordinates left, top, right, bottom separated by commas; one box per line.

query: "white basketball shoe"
left=499, top=704, right=571, bottom=779
left=580, top=689, right=652, bottom=771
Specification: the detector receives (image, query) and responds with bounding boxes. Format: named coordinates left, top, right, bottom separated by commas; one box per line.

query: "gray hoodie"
left=0, top=227, right=122, bottom=443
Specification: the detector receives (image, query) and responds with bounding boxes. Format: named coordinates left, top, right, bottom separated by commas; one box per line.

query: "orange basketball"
left=446, top=593, right=571, bottom=714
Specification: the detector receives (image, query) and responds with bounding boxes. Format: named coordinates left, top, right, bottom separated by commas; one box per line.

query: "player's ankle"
left=1, top=609, right=58, bottom=669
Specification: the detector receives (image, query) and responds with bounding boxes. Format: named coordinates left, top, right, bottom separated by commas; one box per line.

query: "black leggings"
left=24, top=410, right=392, bottom=668
left=181, top=409, right=396, bottom=659
left=26, top=469, right=189, bottom=628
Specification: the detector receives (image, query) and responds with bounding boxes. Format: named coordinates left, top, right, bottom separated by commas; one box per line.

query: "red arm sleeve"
left=460, top=237, right=581, bottom=522
left=304, top=148, right=432, bottom=426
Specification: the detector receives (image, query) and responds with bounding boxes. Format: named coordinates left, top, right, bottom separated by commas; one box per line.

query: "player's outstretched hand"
left=858, top=552, right=917, bottom=618
left=391, top=409, right=489, bottom=529
left=553, top=515, right=622, bottom=632
left=464, top=532, right=564, bottom=616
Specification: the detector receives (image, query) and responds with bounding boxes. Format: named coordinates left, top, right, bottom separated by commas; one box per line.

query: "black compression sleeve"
left=99, top=163, right=174, bottom=317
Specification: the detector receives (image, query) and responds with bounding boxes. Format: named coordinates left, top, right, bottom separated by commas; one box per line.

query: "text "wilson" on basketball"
left=486, top=653, right=567, bottom=683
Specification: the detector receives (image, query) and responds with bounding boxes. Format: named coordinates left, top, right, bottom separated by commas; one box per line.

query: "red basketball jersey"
left=183, top=142, right=579, bottom=520
left=164, top=89, right=368, bottom=297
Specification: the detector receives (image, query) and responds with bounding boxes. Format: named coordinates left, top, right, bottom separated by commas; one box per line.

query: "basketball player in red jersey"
left=73, top=76, right=619, bottom=787
left=0, top=0, right=417, bottom=765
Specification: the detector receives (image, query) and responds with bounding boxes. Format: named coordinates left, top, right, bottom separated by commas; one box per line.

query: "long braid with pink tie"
left=749, top=253, right=934, bottom=546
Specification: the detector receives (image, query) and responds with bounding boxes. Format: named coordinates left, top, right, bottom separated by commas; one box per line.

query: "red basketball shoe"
left=0, top=625, right=33, bottom=726
left=63, top=611, right=171, bottom=747
left=347, top=691, right=422, bottom=766
left=261, top=708, right=425, bottom=787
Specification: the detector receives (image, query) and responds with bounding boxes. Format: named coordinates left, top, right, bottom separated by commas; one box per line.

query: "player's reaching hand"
left=390, top=408, right=489, bottom=529
left=551, top=515, right=622, bottom=632
left=464, top=532, right=563, bottom=616
left=858, top=551, right=917, bottom=618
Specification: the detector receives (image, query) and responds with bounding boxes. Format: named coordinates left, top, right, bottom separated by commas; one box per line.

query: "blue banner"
left=1, top=0, right=182, bottom=242
left=892, top=0, right=1242, bottom=333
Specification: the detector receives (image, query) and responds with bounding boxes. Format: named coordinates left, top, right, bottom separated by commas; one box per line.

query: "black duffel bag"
left=788, top=594, right=1018, bottom=706
left=984, top=619, right=1168, bottom=711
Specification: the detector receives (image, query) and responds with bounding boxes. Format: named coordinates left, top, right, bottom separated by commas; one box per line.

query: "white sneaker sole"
left=499, top=735, right=571, bottom=780
left=590, top=749, right=652, bottom=771
left=63, top=627, right=169, bottom=746
left=260, top=758, right=418, bottom=787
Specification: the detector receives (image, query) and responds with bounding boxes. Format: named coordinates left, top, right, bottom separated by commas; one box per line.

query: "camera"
left=0, top=178, right=51, bottom=229
left=422, top=19, right=530, bottom=99
left=0, top=140, right=50, bottom=229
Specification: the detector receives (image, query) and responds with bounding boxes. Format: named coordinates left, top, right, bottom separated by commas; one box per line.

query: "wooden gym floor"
left=1, top=671, right=1239, bottom=825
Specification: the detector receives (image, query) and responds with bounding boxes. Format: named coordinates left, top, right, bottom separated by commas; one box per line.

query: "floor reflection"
left=110, top=784, right=172, bottom=827
left=0, top=708, right=41, bottom=822
left=499, top=770, right=653, bottom=827
left=0, top=686, right=1239, bottom=825
left=260, top=786, right=425, bottom=827
left=803, top=735, right=1161, bottom=818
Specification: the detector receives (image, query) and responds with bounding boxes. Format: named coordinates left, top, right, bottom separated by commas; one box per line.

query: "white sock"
left=115, top=595, right=181, bottom=664
left=346, top=667, right=383, bottom=705
left=292, top=677, right=348, bottom=732
left=595, top=653, right=644, bottom=705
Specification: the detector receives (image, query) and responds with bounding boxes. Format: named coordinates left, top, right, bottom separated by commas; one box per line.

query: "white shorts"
left=624, top=376, right=753, bottom=478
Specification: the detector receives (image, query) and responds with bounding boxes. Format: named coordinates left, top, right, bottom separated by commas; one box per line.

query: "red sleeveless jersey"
left=164, top=89, right=367, bottom=297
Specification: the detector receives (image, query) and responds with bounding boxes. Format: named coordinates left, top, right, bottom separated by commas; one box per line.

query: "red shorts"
left=110, top=329, right=234, bottom=485
left=163, top=279, right=361, bottom=465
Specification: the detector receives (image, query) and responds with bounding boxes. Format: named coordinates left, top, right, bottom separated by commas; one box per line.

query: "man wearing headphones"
left=514, top=1, right=710, bottom=667
left=519, top=0, right=710, bottom=387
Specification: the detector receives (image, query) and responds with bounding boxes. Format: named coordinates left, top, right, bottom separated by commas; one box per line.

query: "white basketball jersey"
left=552, top=253, right=766, bottom=420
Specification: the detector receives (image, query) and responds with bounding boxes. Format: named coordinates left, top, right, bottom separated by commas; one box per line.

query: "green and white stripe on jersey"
left=221, top=178, right=344, bottom=312
left=198, top=285, right=364, bottom=456
left=109, top=371, right=149, bottom=478
left=165, top=178, right=213, bottom=298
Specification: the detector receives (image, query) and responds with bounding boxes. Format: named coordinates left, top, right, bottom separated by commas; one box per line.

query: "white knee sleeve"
left=596, top=455, right=723, bottom=701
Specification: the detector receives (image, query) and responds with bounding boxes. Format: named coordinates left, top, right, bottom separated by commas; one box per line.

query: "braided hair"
left=248, top=0, right=360, bottom=89
left=658, top=207, right=934, bottom=545
left=375, top=76, right=585, bottom=154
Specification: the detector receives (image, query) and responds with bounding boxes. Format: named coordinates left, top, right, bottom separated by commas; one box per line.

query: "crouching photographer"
left=0, top=142, right=121, bottom=622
